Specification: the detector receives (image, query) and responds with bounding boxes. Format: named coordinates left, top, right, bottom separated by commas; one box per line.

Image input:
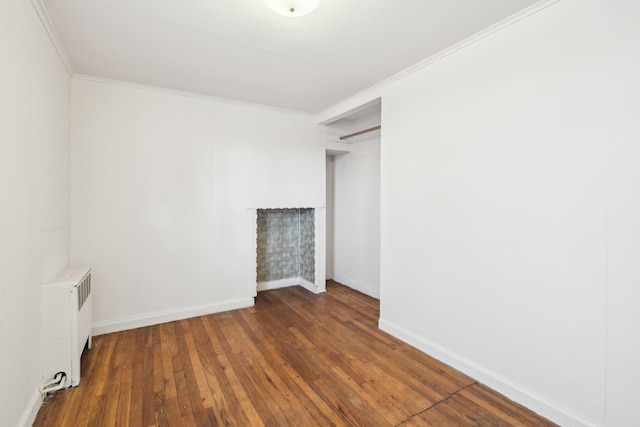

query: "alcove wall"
left=256, top=208, right=315, bottom=290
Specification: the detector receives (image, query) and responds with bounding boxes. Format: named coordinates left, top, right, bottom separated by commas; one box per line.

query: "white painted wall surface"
left=0, top=1, right=71, bottom=425
left=325, top=156, right=334, bottom=279
left=605, top=0, right=640, bottom=425
left=355, top=1, right=640, bottom=426
left=332, top=132, right=381, bottom=298
left=70, top=79, right=325, bottom=334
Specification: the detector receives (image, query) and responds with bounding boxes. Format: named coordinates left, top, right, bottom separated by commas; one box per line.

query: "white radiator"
left=42, top=266, right=93, bottom=388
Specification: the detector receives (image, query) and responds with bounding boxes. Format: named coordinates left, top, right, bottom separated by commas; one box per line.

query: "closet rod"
left=339, top=125, right=381, bottom=141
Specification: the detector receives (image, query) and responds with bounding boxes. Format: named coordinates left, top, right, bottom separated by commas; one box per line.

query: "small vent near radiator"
left=76, top=273, right=91, bottom=312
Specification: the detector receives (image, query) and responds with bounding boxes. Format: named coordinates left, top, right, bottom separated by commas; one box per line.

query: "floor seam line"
left=394, top=381, right=479, bottom=427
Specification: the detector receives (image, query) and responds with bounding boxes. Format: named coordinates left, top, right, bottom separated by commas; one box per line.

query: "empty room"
left=1, top=0, right=639, bottom=426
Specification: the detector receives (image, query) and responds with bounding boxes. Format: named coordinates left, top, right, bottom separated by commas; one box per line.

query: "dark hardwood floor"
left=34, top=281, right=556, bottom=426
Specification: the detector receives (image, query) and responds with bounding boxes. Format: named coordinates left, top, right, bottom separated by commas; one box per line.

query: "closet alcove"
left=323, top=98, right=382, bottom=299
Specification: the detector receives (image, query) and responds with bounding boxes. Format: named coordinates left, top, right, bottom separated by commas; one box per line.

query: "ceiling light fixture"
left=261, top=0, right=321, bottom=17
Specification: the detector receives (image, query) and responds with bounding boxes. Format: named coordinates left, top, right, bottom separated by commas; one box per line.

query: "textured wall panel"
left=257, top=208, right=315, bottom=283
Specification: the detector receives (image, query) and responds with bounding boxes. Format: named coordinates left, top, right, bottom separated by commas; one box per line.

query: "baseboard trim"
left=258, top=277, right=323, bottom=294
left=17, top=389, right=43, bottom=427
left=378, top=318, right=597, bottom=427
left=332, top=275, right=380, bottom=299
left=257, top=278, right=300, bottom=291
left=299, top=277, right=320, bottom=294
left=92, top=298, right=255, bottom=336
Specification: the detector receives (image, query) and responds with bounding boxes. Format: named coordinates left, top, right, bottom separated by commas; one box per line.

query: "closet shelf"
left=339, top=125, right=381, bottom=141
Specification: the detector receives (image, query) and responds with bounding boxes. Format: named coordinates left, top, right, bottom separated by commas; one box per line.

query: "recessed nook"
left=256, top=208, right=315, bottom=290
left=248, top=204, right=325, bottom=296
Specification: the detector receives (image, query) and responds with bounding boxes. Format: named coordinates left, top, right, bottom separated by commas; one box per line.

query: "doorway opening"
left=323, top=99, right=381, bottom=299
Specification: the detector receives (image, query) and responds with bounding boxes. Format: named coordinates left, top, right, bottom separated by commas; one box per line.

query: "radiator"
left=42, top=267, right=93, bottom=387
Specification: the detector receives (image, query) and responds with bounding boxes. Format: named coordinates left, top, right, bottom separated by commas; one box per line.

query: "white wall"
left=605, top=1, right=640, bottom=425
left=70, top=78, right=325, bottom=334
left=0, top=1, right=71, bottom=425
left=332, top=122, right=381, bottom=298
left=325, top=156, right=334, bottom=279
left=366, top=0, right=639, bottom=426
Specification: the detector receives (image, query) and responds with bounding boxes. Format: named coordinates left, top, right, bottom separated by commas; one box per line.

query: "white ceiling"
left=42, top=0, right=540, bottom=113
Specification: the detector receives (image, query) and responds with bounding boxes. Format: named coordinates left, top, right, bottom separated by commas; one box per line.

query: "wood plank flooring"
left=34, top=281, right=556, bottom=426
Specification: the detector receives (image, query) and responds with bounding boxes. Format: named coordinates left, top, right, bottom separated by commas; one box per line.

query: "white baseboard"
left=17, top=389, right=43, bottom=427
left=378, top=318, right=597, bottom=427
left=300, top=277, right=321, bottom=294
left=332, top=274, right=380, bottom=299
left=92, top=297, right=255, bottom=336
left=257, top=277, right=300, bottom=291
left=258, top=277, right=324, bottom=294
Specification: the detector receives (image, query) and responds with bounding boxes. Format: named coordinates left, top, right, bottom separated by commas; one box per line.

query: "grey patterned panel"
left=256, top=208, right=315, bottom=284
left=299, top=208, right=315, bottom=283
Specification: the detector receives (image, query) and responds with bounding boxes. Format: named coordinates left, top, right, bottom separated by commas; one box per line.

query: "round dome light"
left=261, top=0, right=321, bottom=17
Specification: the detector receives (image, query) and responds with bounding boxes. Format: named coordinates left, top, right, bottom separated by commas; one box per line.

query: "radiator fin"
left=76, top=273, right=91, bottom=312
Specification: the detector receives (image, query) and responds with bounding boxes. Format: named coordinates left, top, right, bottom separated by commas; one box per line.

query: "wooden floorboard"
left=34, top=280, right=556, bottom=426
